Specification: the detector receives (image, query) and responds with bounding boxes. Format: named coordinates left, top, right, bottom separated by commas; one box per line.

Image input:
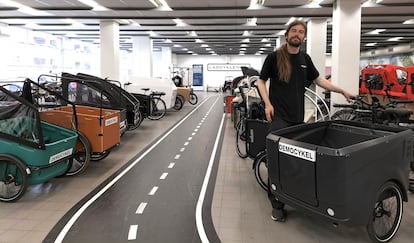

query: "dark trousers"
left=267, top=116, right=302, bottom=210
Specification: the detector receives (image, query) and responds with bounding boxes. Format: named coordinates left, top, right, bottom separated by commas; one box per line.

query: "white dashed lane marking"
left=180, top=147, right=185, bottom=152
left=160, top=173, right=168, bottom=180
left=136, top=202, right=147, bottom=214
left=168, top=163, right=175, bottom=168
left=148, top=186, right=158, bottom=195
left=128, top=225, right=138, bottom=240
left=184, top=142, right=189, bottom=146
left=174, top=154, right=181, bottom=160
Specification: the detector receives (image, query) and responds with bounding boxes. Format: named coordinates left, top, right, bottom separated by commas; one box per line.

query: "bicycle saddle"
left=141, top=88, right=150, bottom=92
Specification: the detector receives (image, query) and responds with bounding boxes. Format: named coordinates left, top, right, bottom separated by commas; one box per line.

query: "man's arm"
left=257, top=78, right=274, bottom=122
left=314, top=75, right=354, bottom=102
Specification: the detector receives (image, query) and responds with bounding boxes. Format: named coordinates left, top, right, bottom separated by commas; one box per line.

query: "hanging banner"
left=192, top=64, right=203, bottom=86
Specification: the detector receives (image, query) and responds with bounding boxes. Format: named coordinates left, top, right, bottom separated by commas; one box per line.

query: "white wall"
left=175, top=54, right=266, bottom=90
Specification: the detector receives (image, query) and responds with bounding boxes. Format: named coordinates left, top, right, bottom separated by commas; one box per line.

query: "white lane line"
left=148, top=186, right=158, bottom=195
left=184, top=142, right=189, bottom=146
left=135, top=202, right=147, bottom=214
left=188, top=137, right=193, bottom=140
left=197, top=125, right=200, bottom=129
left=128, top=225, right=138, bottom=240
left=168, top=163, right=175, bottom=168
left=192, top=132, right=196, bottom=136
left=180, top=147, right=185, bottom=152
left=54, top=96, right=212, bottom=243
left=160, top=173, right=168, bottom=180
left=194, top=129, right=198, bottom=132
left=199, top=123, right=202, bottom=126
left=196, top=112, right=225, bottom=243
left=174, top=154, right=181, bottom=160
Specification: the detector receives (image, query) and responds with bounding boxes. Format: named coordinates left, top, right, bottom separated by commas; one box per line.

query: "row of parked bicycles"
left=0, top=72, right=198, bottom=202
left=228, top=66, right=414, bottom=243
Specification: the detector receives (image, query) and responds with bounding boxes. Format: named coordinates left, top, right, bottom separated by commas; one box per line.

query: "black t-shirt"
left=259, top=51, right=319, bottom=123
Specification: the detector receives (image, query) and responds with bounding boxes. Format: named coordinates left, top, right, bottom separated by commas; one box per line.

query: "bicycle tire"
left=253, top=151, right=268, bottom=191
left=127, top=110, right=143, bottom=130
left=66, top=132, right=91, bottom=176
left=148, top=97, right=166, bottom=120
left=331, top=109, right=372, bottom=123
left=173, top=95, right=184, bottom=110
left=235, top=119, right=248, bottom=158
left=366, top=181, right=403, bottom=243
left=0, top=154, right=28, bottom=202
left=90, top=150, right=110, bottom=161
left=189, top=92, right=198, bottom=105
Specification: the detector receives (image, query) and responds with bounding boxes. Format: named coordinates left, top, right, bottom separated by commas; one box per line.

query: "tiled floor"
left=1, top=91, right=414, bottom=243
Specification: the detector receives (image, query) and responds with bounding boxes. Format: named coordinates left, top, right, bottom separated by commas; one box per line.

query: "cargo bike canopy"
left=0, top=85, right=46, bottom=149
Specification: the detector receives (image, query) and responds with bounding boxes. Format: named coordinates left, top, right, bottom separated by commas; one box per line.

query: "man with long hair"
left=257, top=20, right=354, bottom=222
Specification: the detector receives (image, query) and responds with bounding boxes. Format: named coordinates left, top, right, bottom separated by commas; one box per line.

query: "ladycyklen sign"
left=207, top=63, right=251, bottom=71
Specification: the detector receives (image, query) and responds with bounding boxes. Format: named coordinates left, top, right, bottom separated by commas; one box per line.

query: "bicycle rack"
left=304, top=87, right=331, bottom=122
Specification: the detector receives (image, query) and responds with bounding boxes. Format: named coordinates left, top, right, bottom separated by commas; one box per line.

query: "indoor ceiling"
left=0, top=0, right=413, bottom=56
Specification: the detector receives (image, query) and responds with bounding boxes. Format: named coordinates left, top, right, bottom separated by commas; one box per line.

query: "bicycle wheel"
left=366, top=181, right=403, bottom=243
left=253, top=150, right=268, bottom=191
left=66, top=132, right=91, bottom=176
left=0, top=154, right=28, bottom=202
left=331, top=109, right=372, bottom=123
left=148, top=97, right=166, bottom=120
left=127, top=110, right=143, bottom=131
left=90, top=151, right=110, bottom=161
left=173, top=95, right=184, bottom=110
left=189, top=92, right=198, bottom=105
left=235, top=119, right=248, bottom=158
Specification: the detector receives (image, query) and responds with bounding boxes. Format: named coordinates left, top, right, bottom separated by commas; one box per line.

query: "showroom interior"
left=0, top=0, right=414, bottom=243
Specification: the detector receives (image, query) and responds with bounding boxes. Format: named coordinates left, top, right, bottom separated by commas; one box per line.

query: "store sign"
left=207, top=63, right=250, bottom=71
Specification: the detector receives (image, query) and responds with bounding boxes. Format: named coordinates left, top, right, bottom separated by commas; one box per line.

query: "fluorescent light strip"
left=77, top=0, right=108, bottom=11
left=149, top=0, right=172, bottom=10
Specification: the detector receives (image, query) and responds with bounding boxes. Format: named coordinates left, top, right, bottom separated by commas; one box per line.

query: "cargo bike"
left=0, top=85, right=78, bottom=202
left=74, top=73, right=143, bottom=130
left=266, top=120, right=412, bottom=242
left=45, top=72, right=138, bottom=136
left=29, top=77, right=122, bottom=165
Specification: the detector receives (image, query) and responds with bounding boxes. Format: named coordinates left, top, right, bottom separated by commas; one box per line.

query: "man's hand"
left=265, top=104, right=274, bottom=122
left=342, top=90, right=356, bottom=102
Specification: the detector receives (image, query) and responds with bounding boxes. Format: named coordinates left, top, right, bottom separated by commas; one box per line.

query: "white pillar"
left=275, top=35, right=286, bottom=49
left=132, top=36, right=153, bottom=78
left=100, top=21, right=120, bottom=80
left=307, top=19, right=327, bottom=78
left=307, top=19, right=328, bottom=96
left=331, top=0, right=361, bottom=105
left=160, top=47, right=172, bottom=79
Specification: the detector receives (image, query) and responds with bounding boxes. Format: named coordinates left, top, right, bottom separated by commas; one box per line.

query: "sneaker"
left=271, top=208, right=286, bottom=222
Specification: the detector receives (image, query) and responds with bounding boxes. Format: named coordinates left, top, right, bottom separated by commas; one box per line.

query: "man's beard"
left=287, top=37, right=303, bottom=47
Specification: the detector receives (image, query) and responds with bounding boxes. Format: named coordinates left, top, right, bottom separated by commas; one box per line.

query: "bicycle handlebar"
left=390, top=99, right=414, bottom=104
left=333, top=103, right=359, bottom=109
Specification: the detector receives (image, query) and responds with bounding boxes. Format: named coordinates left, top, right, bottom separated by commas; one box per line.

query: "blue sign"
left=192, top=64, right=203, bottom=86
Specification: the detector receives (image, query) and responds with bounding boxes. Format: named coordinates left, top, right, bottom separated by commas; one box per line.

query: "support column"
left=307, top=19, right=328, bottom=96
left=100, top=21, right=120, bottom=80
left=331, top=0, right=361, bottom=105
left=275, top=35, right=286, bottom=49
left=307, top=19, right=327, bottom=79
left=0, top=23, right=10, bottom=79
left=160, top=47, right=172, bottom=79
left=132, top=36, right=153, bottom=78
